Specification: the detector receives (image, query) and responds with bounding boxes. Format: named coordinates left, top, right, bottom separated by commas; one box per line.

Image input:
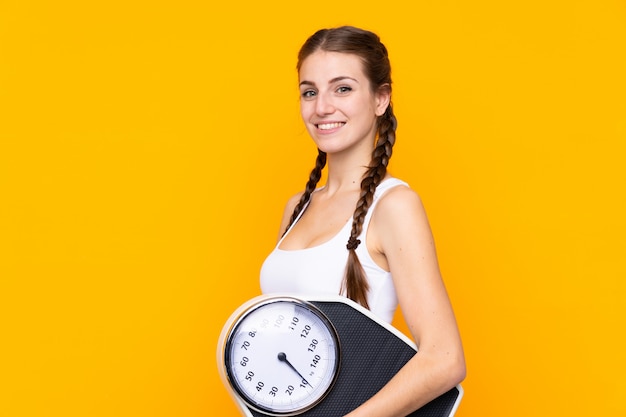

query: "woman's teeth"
left=318, top=122, right=344, bottom=130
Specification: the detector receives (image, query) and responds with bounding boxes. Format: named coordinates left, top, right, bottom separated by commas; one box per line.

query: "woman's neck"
left=321, top=141, right=373, bottom=194
left=322, top=160, right=369, bottom=196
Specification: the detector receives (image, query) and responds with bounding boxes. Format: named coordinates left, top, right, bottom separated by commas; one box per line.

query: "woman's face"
left=298, top=51, right=389, bottom=156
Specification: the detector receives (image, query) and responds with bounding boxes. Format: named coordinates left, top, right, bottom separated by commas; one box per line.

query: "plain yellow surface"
left=1, top=1, right=625, bottom=416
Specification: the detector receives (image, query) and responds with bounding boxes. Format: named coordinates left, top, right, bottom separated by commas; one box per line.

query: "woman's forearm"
left=344, top=348, right=466, bottom=417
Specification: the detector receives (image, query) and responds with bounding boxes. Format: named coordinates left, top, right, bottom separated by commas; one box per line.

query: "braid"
left=282, top=149, right=327, bottom=237
left=342, top=106, right=397, bottom=308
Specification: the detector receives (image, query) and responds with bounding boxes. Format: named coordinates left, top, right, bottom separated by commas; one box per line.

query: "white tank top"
left=260, top=178, right=408, bottom=323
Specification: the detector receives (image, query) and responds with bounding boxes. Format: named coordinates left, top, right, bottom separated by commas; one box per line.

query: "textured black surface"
left=248, top=301, right=460, bottom=417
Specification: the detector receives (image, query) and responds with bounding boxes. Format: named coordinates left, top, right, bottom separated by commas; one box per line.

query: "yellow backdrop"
left=1, top=1, right=625, bottom=416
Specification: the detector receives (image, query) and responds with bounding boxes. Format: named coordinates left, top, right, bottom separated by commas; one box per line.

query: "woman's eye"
left=301, top=90, right=317, bottom=99
left=337, top=86, right=352, bottom=94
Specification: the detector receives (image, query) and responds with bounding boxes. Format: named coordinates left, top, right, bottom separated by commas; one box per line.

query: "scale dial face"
left=223, top=297, right=341, bottom=416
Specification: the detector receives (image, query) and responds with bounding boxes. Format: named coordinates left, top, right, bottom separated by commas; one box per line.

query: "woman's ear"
left=374, top=84, right=391, bottom=116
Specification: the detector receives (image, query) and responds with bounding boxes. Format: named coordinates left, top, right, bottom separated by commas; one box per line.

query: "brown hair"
left=287, top=26, right=397, bottom=309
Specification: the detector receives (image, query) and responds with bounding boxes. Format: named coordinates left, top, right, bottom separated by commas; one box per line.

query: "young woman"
left=260, top=26, right=466, bottom=416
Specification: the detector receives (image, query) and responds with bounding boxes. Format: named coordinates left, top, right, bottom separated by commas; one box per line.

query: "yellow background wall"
left=1, top=1, right=624, bottom=416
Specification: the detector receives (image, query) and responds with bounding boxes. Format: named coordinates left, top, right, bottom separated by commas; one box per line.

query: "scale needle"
left=277, top=352, right=311, bottom=387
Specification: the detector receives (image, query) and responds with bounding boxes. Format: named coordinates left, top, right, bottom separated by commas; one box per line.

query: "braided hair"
left=287, top=26, right=398, bottom=309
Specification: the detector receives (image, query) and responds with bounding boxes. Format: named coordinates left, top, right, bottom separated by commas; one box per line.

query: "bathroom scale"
left=217, top=294, right=463, bottom=416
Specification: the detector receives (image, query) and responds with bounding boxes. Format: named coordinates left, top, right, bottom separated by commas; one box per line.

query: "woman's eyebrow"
left=329, top=76, right=358, bottom=84
left=299, top=76, right=359, bottom=88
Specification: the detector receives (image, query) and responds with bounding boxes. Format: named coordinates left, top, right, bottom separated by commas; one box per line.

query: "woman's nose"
left=315, top=93, right=335, bottom=115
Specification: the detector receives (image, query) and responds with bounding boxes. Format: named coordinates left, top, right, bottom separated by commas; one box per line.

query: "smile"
left=316, top=122, right=345, bottom=130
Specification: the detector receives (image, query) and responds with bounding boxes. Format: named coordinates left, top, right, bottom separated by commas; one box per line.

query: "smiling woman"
left=2, top=1, right=625, bottom=416
left=259, top=26, right=466, bottom=417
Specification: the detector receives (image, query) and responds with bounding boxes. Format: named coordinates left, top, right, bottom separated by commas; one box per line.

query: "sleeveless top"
left=260, top=178, right=409, bottom=323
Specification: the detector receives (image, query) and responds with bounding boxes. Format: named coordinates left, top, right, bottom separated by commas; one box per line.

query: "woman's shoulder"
left=276, top=190, right=306, bottom=239
left=285, top=190, right=305, bottom=213
left=368, top=179, right=432, bottom=259
left=375, top=178, right=427, bottom=219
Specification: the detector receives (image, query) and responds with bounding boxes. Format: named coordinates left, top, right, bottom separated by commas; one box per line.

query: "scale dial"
left=222, top=296, right=341, bottom=416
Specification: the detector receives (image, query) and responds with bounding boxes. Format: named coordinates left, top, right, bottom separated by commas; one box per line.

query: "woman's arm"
left=346, top=186, right=466, bottom=417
